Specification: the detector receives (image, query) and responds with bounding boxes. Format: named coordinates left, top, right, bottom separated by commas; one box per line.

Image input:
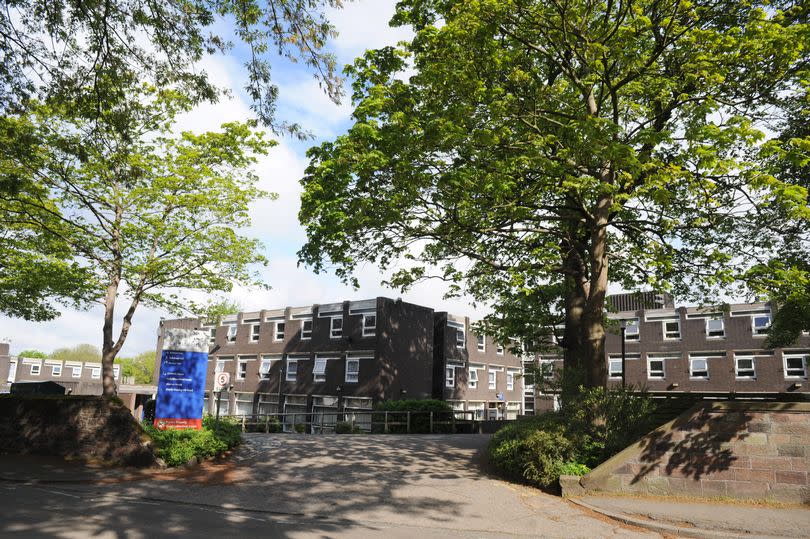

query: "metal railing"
left=212, top=410, right=488, bottom=434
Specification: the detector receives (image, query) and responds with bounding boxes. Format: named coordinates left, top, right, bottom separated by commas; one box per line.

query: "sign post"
left=213, top=371, right=230, bottom=422
left=154, top=328, right=209, bottom=430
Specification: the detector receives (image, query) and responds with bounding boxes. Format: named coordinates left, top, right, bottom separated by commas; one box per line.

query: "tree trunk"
left=581, top=193, right=612, bottom=388
left=101, top=280, right=118, bottom=398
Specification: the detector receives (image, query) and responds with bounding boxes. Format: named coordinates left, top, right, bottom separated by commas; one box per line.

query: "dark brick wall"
left=0, top=395, right=154, bottom=466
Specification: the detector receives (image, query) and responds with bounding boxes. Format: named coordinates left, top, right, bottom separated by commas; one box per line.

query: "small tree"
left=3, top=87, right=271, bottom=396
left=118, top=351, right=158, bottom=385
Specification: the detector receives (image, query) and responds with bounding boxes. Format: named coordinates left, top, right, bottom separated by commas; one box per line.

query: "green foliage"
left=335, top=421, right=365, bottom=434
left=17, top=349, right=47, bottom=359
left=117, top=352, right=157, bottom=384
left=299, top=0, right=810, bottom=387
left=50, top=344, right=101, bottom=362
left=143, top=416, right=241, bottom=467
left=294, top=423, right=307, bottom=434
left=488, top=387, right=657, bottom=489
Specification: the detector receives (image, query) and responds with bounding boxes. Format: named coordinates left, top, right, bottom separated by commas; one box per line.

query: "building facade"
left=529, top=299, right=810, bottom=413
left=155, top=297, right=525, bottom=429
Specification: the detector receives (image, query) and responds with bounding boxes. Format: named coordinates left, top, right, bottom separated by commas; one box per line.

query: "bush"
left=143, top=417, right=242, bottom=467
left=372, top=399, right=454, bottom=433
left=487, top=386, right=657, bottom=489
left=335, top=421, right=364, bottom=434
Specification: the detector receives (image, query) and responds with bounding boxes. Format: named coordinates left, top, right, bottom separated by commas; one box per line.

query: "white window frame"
left=207, top=326, right=217, bottom=344
left=734, top=354, right=757, bottom=379
left=286, top=359, right=298, bottom=382
left=72, top=366, right=82, bottom=378
left=624, top=318, right=640, bottom=341
left=488, top=370, right=497, bottom=390
left=456, top=328, right=465, bottom=349
left=330, top=316, right=343, bottom=339
left=362, top=314, right=377, bottom=337
left=496, top=344, right=504, bottom=355
left=608, top=356, right=623, bottom=379
left=445, top=366, right=456, bottom=388
left=752, top=314, right=771, bottom=336
left=783, top=354, right=808, bottom=379
left=225, top=324, right=238, bottom=343
left=30, top=364, right=41, bottom=376
left=706, top=317, right=725, bottom=339
left=259, top=357, right=274, bottom=379
left=91, top=367, right=101, bottom=379
left=51, top=365, right=62, bottom=376
left=689, top=356, right=710, bottom=379
left=506, top=371, right=514, bottom=391
left=345, top=358, right=360, bottom=383
left=313, top=358, right=329, bottom=382
left=647, top=357, right=665, bottom=379
left=477, top=334, right=485, bottom=352
left=250, top=323, right=261, bottom=342
left=301, top=319, right=313, bottom=340
left=237, top=359, right=248, bottom=380
left=468, top=367, right=479, bottom=388
left=663, top=319, right=681, bottom=340
left=274, top=321, right=285, bottom=342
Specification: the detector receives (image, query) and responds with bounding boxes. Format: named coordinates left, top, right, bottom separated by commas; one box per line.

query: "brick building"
left=530, top=298, right=810, bottom=413
left=155, top=297, right=526, bottom=428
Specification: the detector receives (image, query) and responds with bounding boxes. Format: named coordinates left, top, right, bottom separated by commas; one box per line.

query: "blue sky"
left=0, top=1, right=489, bottom=357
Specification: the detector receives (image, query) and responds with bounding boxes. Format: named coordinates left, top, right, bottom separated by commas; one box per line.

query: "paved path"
left=0, top=434, right=657, bottom=538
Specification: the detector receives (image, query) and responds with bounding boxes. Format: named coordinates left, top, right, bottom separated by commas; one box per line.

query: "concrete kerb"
left=568, top=497, right=789, bottom=539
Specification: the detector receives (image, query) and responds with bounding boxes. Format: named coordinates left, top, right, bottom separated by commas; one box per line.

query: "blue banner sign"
left=154, top=329, right=208, bottom=430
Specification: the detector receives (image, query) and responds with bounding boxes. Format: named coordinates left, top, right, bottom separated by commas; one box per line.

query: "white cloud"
left=327, top=1, right=413, bottom=61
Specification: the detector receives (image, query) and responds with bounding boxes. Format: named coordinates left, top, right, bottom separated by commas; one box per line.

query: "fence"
left=213, top=410, right=483, bottom=435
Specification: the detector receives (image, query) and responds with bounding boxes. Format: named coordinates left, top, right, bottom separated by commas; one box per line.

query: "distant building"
left=530, top=298, right=810, bottom=413
left=156, top=297, right=526, bottom=430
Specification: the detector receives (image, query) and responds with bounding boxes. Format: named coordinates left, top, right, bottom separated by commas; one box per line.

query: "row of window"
left=214, top=354, right=370, bottom=384
left=19, top=362, right=119, bottom=380
left=621, top=313, right=772, bottom=342
left=606, top=352, right=808, bottom=380
left=212, top=313, right=378, bottom=344
left=445, top=364, right=521, bottom=391
left=451, top=323, right=506, bottom=354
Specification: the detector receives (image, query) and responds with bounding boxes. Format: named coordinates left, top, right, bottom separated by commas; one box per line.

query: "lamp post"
left=620, top=320, right=627, bottom=388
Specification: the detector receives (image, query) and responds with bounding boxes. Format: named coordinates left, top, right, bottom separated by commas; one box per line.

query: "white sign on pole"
left=214, top=371, right=230, bottom=392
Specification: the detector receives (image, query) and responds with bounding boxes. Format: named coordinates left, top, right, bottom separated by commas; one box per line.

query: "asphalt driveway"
left=0, top=434, right=658, bottom=538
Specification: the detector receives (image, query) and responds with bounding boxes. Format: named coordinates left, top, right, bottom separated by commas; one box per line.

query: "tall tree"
left=299, top=0, right=810, bottom=387
left=51, top=343, right=102, bottom=363
left=3, top=87, right=271, bottom=396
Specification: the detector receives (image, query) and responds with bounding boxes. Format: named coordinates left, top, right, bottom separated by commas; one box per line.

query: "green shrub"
left=294, top=423, right=306, bottom=433
left=335, top=421, right=364, bottom=434
left=372, top=399, right=454, bottom=433
left=143, top=417, right=242, bottom=467
left=487, top=387, right=658, bottom=489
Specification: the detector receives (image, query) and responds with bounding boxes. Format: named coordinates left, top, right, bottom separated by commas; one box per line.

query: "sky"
left=0, top=1, right=493, bottom=357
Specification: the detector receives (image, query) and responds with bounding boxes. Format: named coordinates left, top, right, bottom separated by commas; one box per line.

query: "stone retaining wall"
left=0, top=395, right=155, bottom=467
left=563, top=401, right=809, bottom=504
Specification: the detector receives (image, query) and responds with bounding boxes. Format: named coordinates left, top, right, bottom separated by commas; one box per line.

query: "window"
left=226, top=324, right=237, bottom=343
left=250, top=324, right=261, bottom=342
left=608, top=356, right=623, bottom=379
left=208, top=327, right=216, bottom=344
left=624, top=318, right=640, bottom=341
left=257, top=393, right=278, bottom=416
left=735, top=354, right=756, bottom=379
left=259, top=357, right=274, bottom=379
left=445, top=366, right=455, bottom=388
left=274, top=322, right=285, bottom=341
left=752, top=315, right=771, bottom=336
left=215, top=359, right=227, bottom=373
left=456, top=329, right=465, bottom=348
left=345, top=358, right=360, bottom=383
left=51, top=365, right=62, bottom=376
left=477, top=334, right=485, bottom=352
left=488, top=370, right=497, bottom=389
left=91, top=367, right=101, bottom=379
left=540, top=360, right=556, bottom=379
left=663, top=320, right=681, bottom=340
left=784, top=354, right=808, bottom=378
left=496, top=344, right=504, bottom=355
left=30, top=364, right=41, bottom=375
left=506, top=371, right=515, bottom=391
left=330, top=317, right=343, bottom=338
left=647, top=358, right=665, bottom=379
left=301, top=319, right=313, bottom=340
left=234, top=392, right=253, bottom=416
left=362, top=314, right=376, bottom=337
left=706, top=317, right=725, bottom=338
left=237, top=359, right=248, bottom=380
left=468, top=368, right=479, bottom=388
left=689, top=357, right=709, bottom=379
left=286, top=359, right=298, bottom=382
left=313, top=358, right=328, bottom=382
left=72, top=366, right=81, bottom=378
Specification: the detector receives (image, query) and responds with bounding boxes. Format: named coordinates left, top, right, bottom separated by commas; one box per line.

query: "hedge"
left=143, top=416, right=242, bottom=467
